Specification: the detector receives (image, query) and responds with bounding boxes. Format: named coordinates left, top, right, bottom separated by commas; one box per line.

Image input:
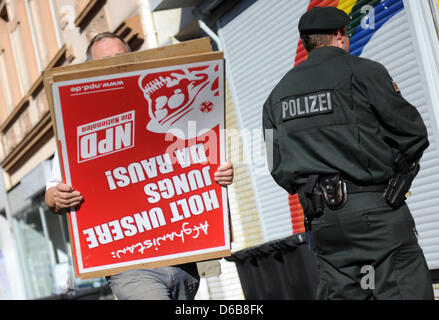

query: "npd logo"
left=77, top=111, right=135, bottom=163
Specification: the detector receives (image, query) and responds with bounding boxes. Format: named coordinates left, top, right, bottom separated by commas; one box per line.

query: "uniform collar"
left=307, top=46, right=348, bottom=59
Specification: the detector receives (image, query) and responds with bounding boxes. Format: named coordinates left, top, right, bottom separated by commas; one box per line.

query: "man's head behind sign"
left=86, top=32, right=131, bottom=61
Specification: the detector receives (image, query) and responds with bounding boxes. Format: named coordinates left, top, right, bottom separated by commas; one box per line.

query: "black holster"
left=384, top=153, right=420, bottom=209
left=299, top=175, right=324, bottom=220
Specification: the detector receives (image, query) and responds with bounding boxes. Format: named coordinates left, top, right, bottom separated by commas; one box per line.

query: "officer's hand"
left=45, top=183, right=84, bottom=213
left=214, top=161, right=234, bottom=186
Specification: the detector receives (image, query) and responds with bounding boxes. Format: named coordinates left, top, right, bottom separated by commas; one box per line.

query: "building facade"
left=0, top=0, right=190, bottom=299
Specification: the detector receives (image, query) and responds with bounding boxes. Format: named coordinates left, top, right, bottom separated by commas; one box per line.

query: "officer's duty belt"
left=299, top=175, right=387, bottom=216
left=343, top=181, right=386, bottom=194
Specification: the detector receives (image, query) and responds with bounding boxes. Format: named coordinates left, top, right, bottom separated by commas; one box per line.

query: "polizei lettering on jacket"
left=281, top=91, right=333, bottom=121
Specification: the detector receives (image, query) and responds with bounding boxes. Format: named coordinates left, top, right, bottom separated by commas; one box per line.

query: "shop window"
left=13, top=198, right=57, bottom=298
left=0, top=247, right=12, bottom=299
left=13, top=192, right=106, bottom=299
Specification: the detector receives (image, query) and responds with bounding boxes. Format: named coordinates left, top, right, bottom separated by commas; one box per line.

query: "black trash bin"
left=225, top=234, right=318, bottom=300
left=272, top=234, right=319, bottom=299
left=226, top=248, right=266, bottom=299
left=253, top=241, right=295, bottom=299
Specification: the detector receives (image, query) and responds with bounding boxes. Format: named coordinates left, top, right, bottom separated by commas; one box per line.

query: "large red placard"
left=50, top=53, right=229, bottom=278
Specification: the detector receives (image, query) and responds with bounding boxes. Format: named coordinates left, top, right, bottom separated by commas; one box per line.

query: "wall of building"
left=0, top=0, right=151, bottom=299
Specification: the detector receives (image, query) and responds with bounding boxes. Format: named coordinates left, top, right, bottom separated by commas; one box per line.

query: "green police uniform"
left=262, top=7, right=434, bottom=300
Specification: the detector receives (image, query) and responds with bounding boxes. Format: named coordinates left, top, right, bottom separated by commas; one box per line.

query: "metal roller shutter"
left=398, top=0, right=439, bottom=270
left=347, top=0, right=439, bottom=270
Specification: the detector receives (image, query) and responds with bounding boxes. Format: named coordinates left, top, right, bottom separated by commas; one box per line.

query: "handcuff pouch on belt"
left=320, top=174, right=347, bottom=210
left=302, top=174, right=347, bottom=219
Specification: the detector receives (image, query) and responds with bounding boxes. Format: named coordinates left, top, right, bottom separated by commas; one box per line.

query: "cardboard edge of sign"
left=79, top=250, right=231, bottom=280
left=43, top=37, right=231, bottom=279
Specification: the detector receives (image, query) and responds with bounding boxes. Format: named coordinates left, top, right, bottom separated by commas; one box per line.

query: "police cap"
left=298, top=6, right=350, bottom=37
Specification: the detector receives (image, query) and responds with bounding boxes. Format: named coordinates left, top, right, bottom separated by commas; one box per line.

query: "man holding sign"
left=45, top=32, right=234, bottom=300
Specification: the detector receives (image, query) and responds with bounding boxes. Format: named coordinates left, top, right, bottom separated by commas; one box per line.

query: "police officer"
left=262, top=6, right=434, bottom=300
